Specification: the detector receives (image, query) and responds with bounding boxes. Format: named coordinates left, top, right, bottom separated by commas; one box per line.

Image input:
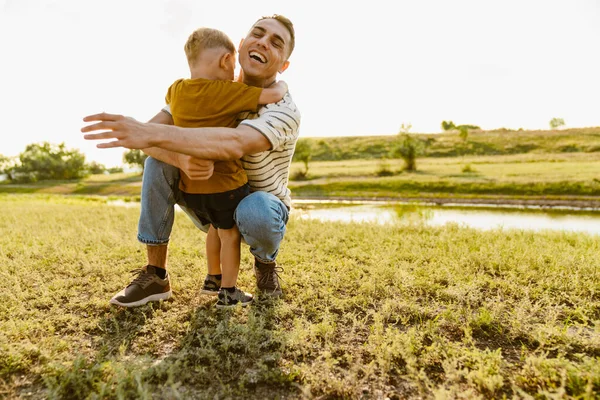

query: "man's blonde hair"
left=184, top=27, right=236, bottom=65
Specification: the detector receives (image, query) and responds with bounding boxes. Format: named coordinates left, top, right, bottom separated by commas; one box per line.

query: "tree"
left=292, top=139, right=312, bottom=179
left=441, top=120, right=456, bottom=131
left=399, top=123, right=412, bottom=134
left=441, top=121, right=480, bottom=141
left=0, top=154, right=17, bottom=181
left=86, top=161, right=106, bottom=175
left=456, top=124, right=480, bottom=130
left=391, top=129, right=425, bottom=172
left=458, top=125, right=469, bottom=141
left=123, top=149, right=148, bottom=173
left=9, top=142, right=87, bottom=182
left=549, top=117, right=565, bottom=129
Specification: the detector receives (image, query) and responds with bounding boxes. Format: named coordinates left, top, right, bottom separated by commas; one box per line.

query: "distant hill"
left=295, top=127, right=600, bottom=161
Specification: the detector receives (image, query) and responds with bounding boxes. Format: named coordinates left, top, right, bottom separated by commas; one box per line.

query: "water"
left=293, top=202, right=600, bottom=235
left=108, top=199, right=600, bottom=235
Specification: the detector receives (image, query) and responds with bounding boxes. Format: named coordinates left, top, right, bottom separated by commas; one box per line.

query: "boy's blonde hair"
left=184, top=27, right=236, bottom=66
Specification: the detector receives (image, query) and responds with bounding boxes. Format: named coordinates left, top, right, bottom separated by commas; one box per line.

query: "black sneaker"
left=254, top=259, right=283, bottom=298
left=200, top=274, right=221, bottom=296
left=216, top=287, right=253, bottom=309
left=109, top=265, right=172, bottom=307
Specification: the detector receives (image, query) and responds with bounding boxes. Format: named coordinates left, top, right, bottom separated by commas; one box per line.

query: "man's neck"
left=243, top=74, right=277, bottom=88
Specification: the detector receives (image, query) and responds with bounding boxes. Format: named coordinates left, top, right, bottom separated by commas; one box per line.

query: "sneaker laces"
left=257, top=265, right=284, bottom=287
left=127, top=267, right=155, bottom=287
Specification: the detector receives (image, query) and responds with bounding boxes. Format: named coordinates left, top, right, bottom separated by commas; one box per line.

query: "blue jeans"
left=137, top=157, right=289, bottom=263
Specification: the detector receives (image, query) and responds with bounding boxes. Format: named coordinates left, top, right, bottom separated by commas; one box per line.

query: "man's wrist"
left=146, top=122, right=169, bottom=148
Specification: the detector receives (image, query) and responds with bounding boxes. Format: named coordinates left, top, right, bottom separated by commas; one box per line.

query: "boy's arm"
left=257, top=80, right=288, bottom=105
left=148, top=109, right=173, bottom=125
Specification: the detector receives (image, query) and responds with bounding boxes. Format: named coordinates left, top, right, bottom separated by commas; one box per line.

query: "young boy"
left=165, top=27, right=287, bottom=308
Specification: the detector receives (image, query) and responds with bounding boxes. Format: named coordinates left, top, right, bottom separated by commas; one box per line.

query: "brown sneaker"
left=109, top=265, right=172, bottom=307
left=254, top=258, right=283, bottom=298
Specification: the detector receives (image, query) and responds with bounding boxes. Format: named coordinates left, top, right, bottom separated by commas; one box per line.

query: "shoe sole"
left=258, top=289, right=283, bottom=298
left=200, top=289, right=219, bottom=296
left=215, top=299, right=253, bottom=309
left=109, top=290, right=172, bottom=307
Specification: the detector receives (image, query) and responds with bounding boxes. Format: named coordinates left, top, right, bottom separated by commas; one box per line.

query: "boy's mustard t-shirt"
left=165, top=78, right=263, bottom=194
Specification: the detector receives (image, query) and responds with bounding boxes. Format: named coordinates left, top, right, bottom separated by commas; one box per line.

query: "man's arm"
left=137, top=110, right=215, bottom=180
left=142, top=110, right=180, bottom=166
left=82, top=113, right=272, bottom=161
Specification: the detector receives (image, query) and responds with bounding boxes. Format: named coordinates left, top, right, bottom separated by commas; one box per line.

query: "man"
left=82, top=15, right=300, bottom=307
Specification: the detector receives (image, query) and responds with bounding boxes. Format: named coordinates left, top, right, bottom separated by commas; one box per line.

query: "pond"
left=292, top=200, right=600, bottom=236
left=108, top=199, right=600, bottom=236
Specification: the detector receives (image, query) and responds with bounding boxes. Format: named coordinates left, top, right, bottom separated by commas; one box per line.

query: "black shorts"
left=182, top=184, right=250, bottom=229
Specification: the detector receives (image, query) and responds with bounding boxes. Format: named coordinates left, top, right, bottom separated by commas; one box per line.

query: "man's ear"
left=278, top=60, right=290, bottom=74
left=238, top=38, right=244, bottom=51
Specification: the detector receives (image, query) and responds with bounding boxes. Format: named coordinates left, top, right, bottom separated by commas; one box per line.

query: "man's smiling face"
left=238, top=18, right=291, bottom=86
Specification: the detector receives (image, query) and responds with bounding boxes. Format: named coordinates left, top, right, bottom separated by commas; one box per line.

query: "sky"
left=1, top=0, right=599, bottom=167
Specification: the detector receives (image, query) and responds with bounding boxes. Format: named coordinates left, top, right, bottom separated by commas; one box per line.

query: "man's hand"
left=81, top=113, right=159, bottom=149
left=178, top=154, right=214, bottom=180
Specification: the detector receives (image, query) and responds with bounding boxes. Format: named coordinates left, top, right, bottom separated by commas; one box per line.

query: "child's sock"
left=152, top=266, right=167, bottom=279
left=221, top=286, right=236, bottom=293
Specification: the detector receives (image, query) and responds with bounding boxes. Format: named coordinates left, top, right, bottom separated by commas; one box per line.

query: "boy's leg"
left=200, top=225, right=222, bottom=295
left=206, top=225, right=222, bottom=275
left=217, top=226, right=242, bottom=288
left=215, top=225, right=253, bottom=308
left=234, top=191, right=289, bottom=297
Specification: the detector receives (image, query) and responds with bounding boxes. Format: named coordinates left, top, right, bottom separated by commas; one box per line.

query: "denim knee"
left=234, top=191, right=288, bottom=263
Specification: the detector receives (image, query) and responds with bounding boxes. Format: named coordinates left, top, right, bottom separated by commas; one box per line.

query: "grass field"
left=2, top=152, right=600, bottom=206
left=1, top=194, right=599, bottom=399
left=288, top=152, right=600, bottom=201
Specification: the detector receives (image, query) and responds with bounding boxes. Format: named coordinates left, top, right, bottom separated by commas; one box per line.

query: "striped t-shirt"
left=163, top=91, right=301, bottom=209
left=237, top=91, right=301, bottom=209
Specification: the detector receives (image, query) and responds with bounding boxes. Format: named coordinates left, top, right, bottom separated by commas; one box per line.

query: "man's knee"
left=234, top=192, right=288, bottom=255
left=235, top=192, right=286, bottom=231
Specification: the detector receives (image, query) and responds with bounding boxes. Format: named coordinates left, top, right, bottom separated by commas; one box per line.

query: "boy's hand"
left=178, top=155, right=214, bottom=180
left=273, top=80, right=288, bottom=93
left=235, top=69, right=244, bottom=83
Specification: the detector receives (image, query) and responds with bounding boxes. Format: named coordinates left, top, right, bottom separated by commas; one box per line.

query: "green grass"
left=1, top=194, right=599, bottom=399
left=292, top=152, right=600, bottom=180
left=2, top=152, right=600, bottom=205
left=289, top=152, right=600, bottom=202
left=299, top=127, right=600, bottom=161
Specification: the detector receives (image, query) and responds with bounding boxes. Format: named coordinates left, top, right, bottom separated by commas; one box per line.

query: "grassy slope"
left=1, top=194, right=599, bottom=399
left=287, top=127, right=600, bottom=204
left=299, top=127, right=600, bottom=160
